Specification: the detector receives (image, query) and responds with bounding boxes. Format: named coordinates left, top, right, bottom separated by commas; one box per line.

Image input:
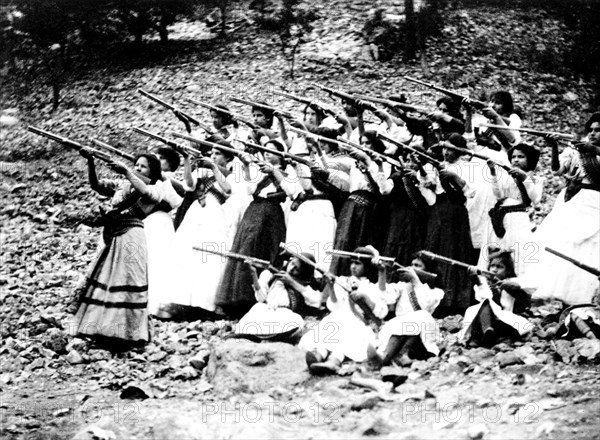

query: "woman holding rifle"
left=74, top=151, right=163, bottom=348
left=533, top=113, right=600, bottom=305
left=216, top=140, right=300, bottom=319
left=161, top=141, right=235, bottom=320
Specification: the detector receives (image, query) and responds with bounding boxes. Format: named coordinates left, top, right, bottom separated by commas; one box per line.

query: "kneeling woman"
left=235, top=253, right=322, bottom=343
left=75, top=152, right=163, bottom=348
left=299, top=247, right=388, bottom=375
left=459, top=249, right=533, bottom=347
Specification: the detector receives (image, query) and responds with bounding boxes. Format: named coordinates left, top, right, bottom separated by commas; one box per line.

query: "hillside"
left=1, top=2, right=599, bottom=439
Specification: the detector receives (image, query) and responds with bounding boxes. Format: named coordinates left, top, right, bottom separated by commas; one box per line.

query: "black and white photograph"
left=1, top=0, right=599, bottom=438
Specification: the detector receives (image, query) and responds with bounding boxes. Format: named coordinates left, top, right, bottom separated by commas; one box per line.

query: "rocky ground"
left=1, top=1, right=599, bottom=439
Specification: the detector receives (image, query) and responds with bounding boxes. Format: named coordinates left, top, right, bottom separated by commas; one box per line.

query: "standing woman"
left=471, top=91, right=522, bottom=151
left=163, top=143, right=235, bottom=318
left=145, top=147, right=182, bottom=316
left=373, top=152, right=432, bottom=277
left=75, top=152, right=163, bottom=348
left=327, top=130, right=388, bottom=276
left=216, top=140, right=299, bottom=318
left=209, top=104, right=246, bottom=149
left=483, top=143, right=543, bottom=278
left=533, top=114, right=600, bottom=305
left=423, top=134, right=475, bottom=317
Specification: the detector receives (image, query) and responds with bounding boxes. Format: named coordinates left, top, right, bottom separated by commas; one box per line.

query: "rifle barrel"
left=377, top=133, right=441, bottom=167
left=482, top=124, right=576, bottom=140
left=138, top=89, right=200, bottom=125
left=545, top=247, right=600, bottom=277
left=90, top=138, right=135, bottom=162
left=418, top=250, right=496, bottom=278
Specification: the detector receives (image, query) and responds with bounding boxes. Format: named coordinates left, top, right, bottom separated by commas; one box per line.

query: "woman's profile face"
left=589, top=121, right=600, bottom=144
left=134, top=157, right=151, bottom=177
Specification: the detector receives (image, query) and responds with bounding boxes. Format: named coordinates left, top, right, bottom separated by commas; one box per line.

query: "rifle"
left=335, top=136, right=404, bottom=169
left=404, top=76, right=487, bottom=110
left=272, top=90, right=337, bottom=117
left=132, top=127, right=203, bottom=157
left=481, top=124, right=577, bottom=141
left=188, top=98, right=260, bottom=130
left=312, top=83, right=357, bottom=103
left=138, top=89, right=200, bottom=126
left=377, top=133, right=443, bottom=168
left=193, top=246, right=278, bottom=271
left=280, top=243, right=383, bottom=326
left=28, top=126, right=112, bottom=163
left=418, top=250, right=497, bottom=279
left=29, top=126, right=152, bottom=184
left=545, top=247, right=600, bottom=278
left=326, top=249, right=437, bottom=284
left=439, top=142, right=512, bottom=172
left=353, top=94, right=430, bottom=116
left=170, top=133, right=261, bottom=166
left=230, top=97, right=296, bottom=120
left=90, top=138, right=135, bottom=162
left=240, top=140, right=312, bottom=166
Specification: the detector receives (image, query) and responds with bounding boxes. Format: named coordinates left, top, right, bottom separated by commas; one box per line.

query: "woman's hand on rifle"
left=397, top=266, right=418, bottom=282
left=173, top=110, right=192, bottom=134
left=508, top=167, right=527, bottom=182
left=486, top=159, right=497, bottom=176
left=258, top=161, right=275, bottom=175
left=107, top=159, right=129, bottom=175
left=196, top=157, right=215, bottom=170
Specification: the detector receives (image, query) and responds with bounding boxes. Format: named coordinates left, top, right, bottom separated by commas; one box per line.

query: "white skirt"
left=168, top=197, right=229, bottom=311
left=235, top=303, right=304, bottom=336
left=143, top=211, right=176, bottom=315
left=376, top=310, right=440, bottom=356
left=532, top=188, right=600, bottom=305
left=298, top=309, right=376, bottom=362
left=286, top=199, right=337, bottom=270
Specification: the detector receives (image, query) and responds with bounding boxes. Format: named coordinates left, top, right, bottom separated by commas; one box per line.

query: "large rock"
left=205, top=339, right=309, bottom=396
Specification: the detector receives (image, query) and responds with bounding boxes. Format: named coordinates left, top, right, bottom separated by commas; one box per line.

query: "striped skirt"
left=75, top=220, right=150, bottom=343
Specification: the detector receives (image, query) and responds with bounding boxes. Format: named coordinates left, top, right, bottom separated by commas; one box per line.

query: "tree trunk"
left=159, top=25, right=169, bottom=43
left=220, top=1, right=228, bottom=37
left=52, top=82, right=60, bottom=112
left=404, top=0, right=416, bottom=61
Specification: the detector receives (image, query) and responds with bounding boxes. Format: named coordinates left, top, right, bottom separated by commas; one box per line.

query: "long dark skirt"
left=381, top=203, right=427, bottom=282
left=425, top=194, right=474, bottom=317
left=329, top=190, right=377, bottom=276
left=75, top=221, right=150, bottom=344
left=215, top=199, right=286, bottom=318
